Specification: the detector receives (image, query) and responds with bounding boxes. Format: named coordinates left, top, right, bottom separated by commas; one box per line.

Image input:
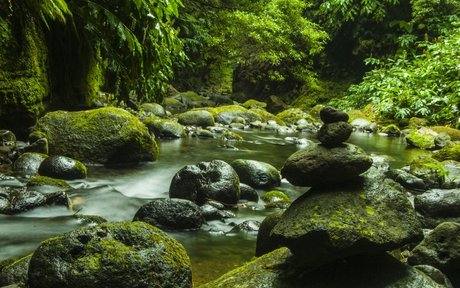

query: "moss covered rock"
left=242, top=99, right=267, bottom=109
left=261, top=190, right=291, bottom=209
left=208, top=105, right=262, bottom=125
left=28, top=221, right=192, bottom=288
left=27, top=175, right=70, bottom=189
left=255, top=212, right=283, bottom=256
left=434, top=143, right=460, bottom=162
left=249, top=108, right=285, bottom=125
left=231, top=159, right=281, bottom=189
left=143, top=117, right=185, bottom=139
left=271, top=169, right=423, bottom=266
left=409, top=156, right=447, bottom=188
left=430, top=126, right=460, bottom=141
left=178, top=110, right=215, bottom=127
left=0, top=254, right=31, bottom=287
left=281, top=143, right=373, bottom=187
left=276, top=108, right=311, bottom=125
left=139, top=103, right=166, bottom=117
left=406, top=129, right=437, bottom=149
left=33, top=107, right=158, bottom=164
left=380, top=124, right=401, bottom=137
left=0, top=19, right=48, bottom=138
left=317, top=121, right=353, bottom=147
left=200, top=248, right=443, bottom=288
left=409, top=222, right=460, bottom=287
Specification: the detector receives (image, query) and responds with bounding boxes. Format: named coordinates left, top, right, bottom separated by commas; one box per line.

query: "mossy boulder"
left=12, top=153, right=48, bottom=176
left=143, top=117, right=185, bottom=139
left=431, top=126, right=460, bottom=141
left=242, top=99, right=267, bottom=109
left=255, top=212, right=283, bottom=256
left=281, top=143, right=373, bottom=187
left=27, top=175, right=70, bottom=189
left=33, top=107, right=159, bottom=164
left=169, top=160, right=240, bottom=206
left=409, top=156, right=447, bottom=188
left=38, top=156, right=86, bottom=180
left=139, top=103, right=166, bottom=117
left=271, top=169, right=423, bottom=266
left=261, top=190, right=291, bottom=209
left=409, top=117, right=429, bottom=129
left=133, top=198, right=204, bottom=230
left=347, top=105, right=377, bottom=123
left=408, top=222, right=460, bottom=287
left=434, top=143, right=460, bottom=162
left=249, top=108, right=285, bottom=125
left=406, top=129, right=437, bottom=149
left=239, top=183, right=259, bottom=202
left=0, top=255, right=31, bottom=287
left=276, top=108, right=311, bottom=125
left=0, top=19, right=49, bottom=138
left=200, top=248, right=443, bottom=288
left=208, top=105, right=262, bottom=125
left=230, top=159, right=281, bottom=189
left=177, top=110, right=215, bottom=127
left=27, top=221, right=192, bottom=288
left=380, top=124, right=401, bottom=136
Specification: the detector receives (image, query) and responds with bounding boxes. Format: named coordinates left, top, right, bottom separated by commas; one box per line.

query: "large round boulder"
left=133, top=198, right=204, bottom=230
left=38, top=156, right=87, bottom=180
left=210, top=105, right=262, bottom=125
left=139, top=103, right=166, bottom=117
left=27, top=221, right=192, bottom=288
left=200, top=248, right=444, bottom=288
left=230, top=159, right=281, bottom=189
left=270, top=169, right=423, bottom=267
left=408, top=222, right=460, bottom=287
left=169, top=160, right=240, bottom=206
left=317, top=121, right=353, bottom=147
left=281, top=143, right=373, bottom=187
left=177, top=110, right=215, bottom=127
left=33, top=107, right=158, bottom=164
left=12, top=153, right=48, bottom=176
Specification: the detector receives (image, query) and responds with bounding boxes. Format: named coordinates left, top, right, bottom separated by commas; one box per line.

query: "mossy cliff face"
left=0, top=18, right=48, bottom=138
left=28, top=221, right=192, bottom=288
left=34, top=107, right=159, bottom=164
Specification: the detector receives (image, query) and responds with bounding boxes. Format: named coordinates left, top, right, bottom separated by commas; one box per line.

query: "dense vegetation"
left=1, top=0, right=459, bottom=127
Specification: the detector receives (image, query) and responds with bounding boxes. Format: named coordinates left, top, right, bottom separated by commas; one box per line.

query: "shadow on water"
left=0, top=130, right=427, bottom=285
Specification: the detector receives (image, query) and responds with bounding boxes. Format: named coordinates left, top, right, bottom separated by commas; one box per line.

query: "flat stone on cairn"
left=317, top=107, right=353, bottom=147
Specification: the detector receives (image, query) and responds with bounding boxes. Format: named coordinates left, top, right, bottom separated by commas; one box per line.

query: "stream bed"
left=0, top=130, right=430, bottom=285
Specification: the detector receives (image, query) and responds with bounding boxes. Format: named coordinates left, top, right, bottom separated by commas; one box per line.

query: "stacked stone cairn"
left=203, top=107, right=452, bottom=288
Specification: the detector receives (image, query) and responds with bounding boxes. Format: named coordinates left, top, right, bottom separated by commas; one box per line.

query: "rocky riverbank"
left=0, top=101, right=459, bottom=287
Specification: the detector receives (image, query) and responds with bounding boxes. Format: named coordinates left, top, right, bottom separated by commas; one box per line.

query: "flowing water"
left=0, top=130, right=430, bottom=285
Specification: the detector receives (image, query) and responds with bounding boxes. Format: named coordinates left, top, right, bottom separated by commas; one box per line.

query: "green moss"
left=406, top=130, right=436, bottom=149
left=34, top=107, right=159, bottom=164
left=178, top=110, right=215, bottom=127
left=174, top=91, right=205, bottom=102
left=380, top=124, right=401, bottom=136
left=262, top=191, right=291, bottom=208
left=433, top=143, right=460, bottom=162
left=347, top=105, right=378, bottom=122
left=250, top=108, right=285, bottom=125
left=410, top=155, right=447, bottom=184
left=276, top=108, right=314, bottom=125
left=205, top=105, right=247, bottom=117
left=430, top=126, right=460, bottom=141
left=27, top=175, right=71, bottom=188
left=0, top=19, right=49, bottom=137
left=242, top=99, right=267, bottom=109
left=408, top=117, right=428, bottom=129
left=220, top=130, right=243, bottom=141
left=309, top=104, right=325, bottom=119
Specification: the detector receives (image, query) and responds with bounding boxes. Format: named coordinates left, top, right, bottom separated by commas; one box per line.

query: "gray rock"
left=386, top=168, right=427, bottom=192
left=231, top=159, right=281, bottom=189
left=133, top=198, right=204, bottom=230
left=228, top=220, right=261, bottom=235
left=415, top=189, right=460, bottom=219
left=38, top=156, right=87, bottom=180
left=239, top=183, right=259, bottom=202
left=169, top=160, right=240, bottom=206
left=144, top=118, right=185, bottom=139
left=414, top=265, right=453, bottom=288
left=409, top=222, right=460, bottom=287
left=0, top=186, right=70, bottom=215
left=281, top=143, right=373, bottom=187
left=12, top=153, right=48, bottom=176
